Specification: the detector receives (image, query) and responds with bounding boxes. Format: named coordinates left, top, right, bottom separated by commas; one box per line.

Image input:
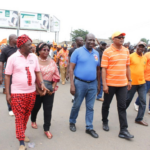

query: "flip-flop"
left=44, top=131, right=53, bottom=139
left=31, top=122, right=38, bottom=129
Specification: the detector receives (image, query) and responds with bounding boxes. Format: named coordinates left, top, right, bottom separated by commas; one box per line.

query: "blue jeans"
left=96, top=76, right=103, bottom=99
left=126, top=84, right=146, bottom=122
left=69, top=79, right=97, bottom=130
left=135, top=81, right=150, bottom=110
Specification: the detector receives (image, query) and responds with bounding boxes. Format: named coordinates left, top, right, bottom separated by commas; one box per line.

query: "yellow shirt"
left=130, top=52, right=147, bottom=85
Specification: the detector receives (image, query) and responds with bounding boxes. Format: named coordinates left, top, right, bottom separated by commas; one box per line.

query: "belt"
left=75, top=77, right=95, bottom=83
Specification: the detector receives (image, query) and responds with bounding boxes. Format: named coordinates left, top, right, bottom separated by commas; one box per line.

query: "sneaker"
left=148, top=110, right=150, bottom=114
left=96, top=98, right=104, bottom=102
left=9, top=111, right=14, bottom=116
left=134, top=103, right=139, bottom=111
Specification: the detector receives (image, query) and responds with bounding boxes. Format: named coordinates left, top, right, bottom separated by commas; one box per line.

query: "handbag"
left=43, top=80, right=53, bottom=92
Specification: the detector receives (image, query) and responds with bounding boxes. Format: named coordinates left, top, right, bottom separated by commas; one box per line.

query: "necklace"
left=39, top=57, right=48, bottom=62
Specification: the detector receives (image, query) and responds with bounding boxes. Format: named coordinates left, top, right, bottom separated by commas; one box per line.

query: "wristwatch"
left=128, top=79, right=132, bottom=82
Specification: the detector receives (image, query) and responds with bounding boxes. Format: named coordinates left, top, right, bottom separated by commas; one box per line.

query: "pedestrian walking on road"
left=101, top=31, right=134, bottom=139
left=0, top=34, right=18, bottom=116
left=31, top=42, right=60, bottom=139
left=5, top=35, right=47, bottom=150
left=126, top=41, right=148, bottom=126
left=56, top=44, right=69, bottom=85
left=96, top=41, right=107, bottom=102
left=69, top=33, right=100, bottom=138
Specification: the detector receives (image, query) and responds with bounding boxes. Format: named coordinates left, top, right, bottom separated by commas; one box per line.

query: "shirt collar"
left=135, top=51, right=143, bottom=57
left=111, top=44, right=124, bottom=51
left=16, top=50, right=31, bottom=57
left=83, top=45, right=94, bottom=54
left=8, top=45, right=17, bottom=48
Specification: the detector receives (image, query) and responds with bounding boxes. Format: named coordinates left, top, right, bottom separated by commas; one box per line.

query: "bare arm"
left=102, top=67, right=109, bottom=94
left=97, top=66, right=101, bottom=94
left=70, top=63, right=76, bottom=95
left=5, top=75, right=11, bottom=104
left=0, top=62, right=4, bottom=84
left=126, top=65, right=132, bottom=90
left=66, top=56, right=70, bottom=80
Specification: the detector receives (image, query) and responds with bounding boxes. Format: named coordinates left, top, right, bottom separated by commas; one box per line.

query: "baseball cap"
left=100, top=41, right=107, bottom=45
left=137, top=41, right=146, bottom=47
left=112, top=31, right=126, bottom=39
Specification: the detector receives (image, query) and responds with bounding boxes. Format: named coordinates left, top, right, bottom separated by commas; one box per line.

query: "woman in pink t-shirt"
left=31, top=42, right=60, bottom=139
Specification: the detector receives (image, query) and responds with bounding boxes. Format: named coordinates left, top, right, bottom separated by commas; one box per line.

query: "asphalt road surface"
left=0, top=82, right=150, bottom=150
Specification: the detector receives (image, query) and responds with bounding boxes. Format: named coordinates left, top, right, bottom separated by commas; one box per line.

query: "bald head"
left=75, top=37, right=84, bottom=48
left=9, top=34, right=17, bottom=46
left=85, top=33, right=95, bottom=51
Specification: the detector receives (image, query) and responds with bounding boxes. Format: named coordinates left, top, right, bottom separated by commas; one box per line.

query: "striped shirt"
left=101, top=44, right=130, bottom=87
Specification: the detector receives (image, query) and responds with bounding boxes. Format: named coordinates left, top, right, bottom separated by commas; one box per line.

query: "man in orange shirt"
left=134, top=50, right=150, bottom=114
left=101, top=31, right=134, bottom=139
left=56, top=44, right=69, bottom=85
left=126, top=42, right=148, bottom=126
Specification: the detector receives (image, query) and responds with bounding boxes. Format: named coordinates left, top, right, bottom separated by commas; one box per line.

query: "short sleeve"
left=56, top=50, right=62, bottom=59
left=0, top=49, right=7, bottom=62
left=101, top=51, right=109, bottom=68
left=97, top=53, right=100, bottom=66
left=34, top=56, right=40, bottom=72
left=70, top=49, right=78, bottom=64
left=5, top=56, right=14, bottom=75
left=126, top=51, right=130, bottom=66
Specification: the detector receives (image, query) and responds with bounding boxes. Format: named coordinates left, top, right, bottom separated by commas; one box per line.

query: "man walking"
left=101, top=31, right=134, bottom=139
left=0, top=34, right=17, bottom=116
left=57, top=44, right=69, bottom=85
left=126, top=41, right=148, bottom=126
left=5, top=34, right=47, bottom=150
left=134, top=50, right=150, bottom=114
left=96, top=41, right=107, bottom=102
left=69, top=34, right=100, bottom=138
left=66, top=37, right=84, bottom=102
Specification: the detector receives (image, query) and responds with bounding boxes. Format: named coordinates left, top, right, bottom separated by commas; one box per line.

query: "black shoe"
left=70, top=123, right=76, bottom=132
left=86, top=129, right=99, bottom=138
left=103, top=123, right=109, bottom=131
left=119, top=130, right=134, bottom=139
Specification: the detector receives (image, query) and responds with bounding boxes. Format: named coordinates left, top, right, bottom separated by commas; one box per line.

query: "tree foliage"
left=140, top=38, right=149, bottom=45
left=71, top=29, right=89, bottom=41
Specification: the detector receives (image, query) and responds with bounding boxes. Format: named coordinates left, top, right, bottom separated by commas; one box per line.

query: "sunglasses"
left=41, top=48, right=50, bottom=52
left=115, top=36, right=125, bottom=39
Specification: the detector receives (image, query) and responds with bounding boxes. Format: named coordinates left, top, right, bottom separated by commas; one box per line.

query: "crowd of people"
left=0, top=31, right=150, bottom=150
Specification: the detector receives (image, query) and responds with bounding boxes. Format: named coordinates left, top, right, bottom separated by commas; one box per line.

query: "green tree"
left=71, top=29, right=89, bottom=41
left=140, top=38, right=149, bottom=45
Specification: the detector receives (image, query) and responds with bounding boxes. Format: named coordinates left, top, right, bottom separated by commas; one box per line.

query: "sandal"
left=31, top=122, right=38, bottom=129
left=44, top=131, right=53, bottom=139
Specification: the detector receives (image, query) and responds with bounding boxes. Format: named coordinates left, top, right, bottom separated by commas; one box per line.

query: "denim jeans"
left=96, top=76, right=103, bottom=99
left=135, top=81, right=150, bottom=110
left=126, top=84, right=146, bottom=122
left=69, top=79, right=97, bottom=130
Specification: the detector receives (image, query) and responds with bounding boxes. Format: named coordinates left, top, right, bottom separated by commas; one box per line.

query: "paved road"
left=0, top=82, right=150, bottom=150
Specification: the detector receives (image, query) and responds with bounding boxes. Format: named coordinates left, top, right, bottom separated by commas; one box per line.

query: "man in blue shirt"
left=69, top=34, right=100, bottom=138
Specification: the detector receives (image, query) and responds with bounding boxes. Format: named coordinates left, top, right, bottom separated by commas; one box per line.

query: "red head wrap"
left=17, top=34, right=32, bottom=48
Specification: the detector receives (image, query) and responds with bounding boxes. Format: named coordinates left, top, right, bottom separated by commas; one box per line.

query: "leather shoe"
left=135, top=120, right=148, bottom=126
left=119, top=130, right=134, bottom=139
left=70, top=123, right=76, bottom=132
left=103, top=123, right=109, bottom=131
left=86, top=129, right=99, bottom=138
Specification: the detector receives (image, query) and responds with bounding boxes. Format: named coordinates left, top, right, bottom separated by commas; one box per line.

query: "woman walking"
left=31, top=42, right=60, bottom=139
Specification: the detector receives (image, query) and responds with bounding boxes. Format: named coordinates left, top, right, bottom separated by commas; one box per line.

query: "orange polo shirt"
left=144, top=52, right=150, bottom=81
left=130, top=52, right=147, bottom=85
left=101, top=44, right=130, bottom=87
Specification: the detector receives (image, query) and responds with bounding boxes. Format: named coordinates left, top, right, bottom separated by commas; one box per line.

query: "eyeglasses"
left=115, top=36, right=125, bottom=39
left=41, top=48, right=50, bottom=52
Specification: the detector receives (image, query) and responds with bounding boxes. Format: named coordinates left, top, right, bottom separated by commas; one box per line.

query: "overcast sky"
left=0, top=0, right=150, bottom=45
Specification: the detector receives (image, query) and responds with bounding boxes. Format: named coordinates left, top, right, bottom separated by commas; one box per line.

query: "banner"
left=0, top=9, right=18, bottom=28
left=20, top=12, right=49, bottom=31
left=50, top=16, right=60, bottom=32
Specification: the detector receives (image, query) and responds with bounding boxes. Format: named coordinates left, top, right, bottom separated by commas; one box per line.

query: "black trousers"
left=31, top=93, right=54, bottom=131
left=102, top=86, right=128, bottom=131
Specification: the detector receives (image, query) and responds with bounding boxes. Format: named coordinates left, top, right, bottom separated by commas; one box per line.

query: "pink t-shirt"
left=5, top=50, right=40, bottom=94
